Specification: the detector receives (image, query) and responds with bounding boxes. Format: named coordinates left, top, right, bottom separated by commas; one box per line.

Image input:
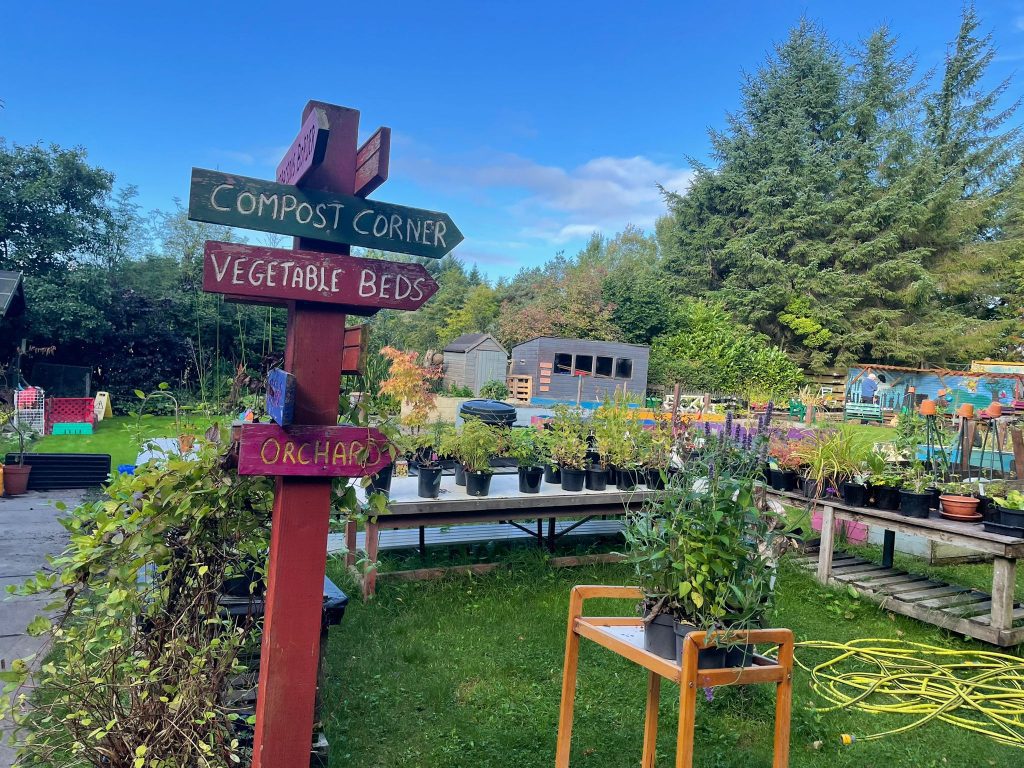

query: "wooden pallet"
left=789, top=550, right=1024, bottom=645
left=506, top=374, right=532, bottom=402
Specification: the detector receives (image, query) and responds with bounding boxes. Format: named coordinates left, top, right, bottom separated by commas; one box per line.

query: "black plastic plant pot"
left=544, top=464, right=561, bottom=484
left=518, top=466, right=543, bottom=493
left=999, top=506, right=1024, bottom=528
left=616, top=468, right=638, bottom=491
left=606, top=465, right=618, bottom=484
left=585, top=466, right=607, bottom=491
left=927, top=486, right=941, bottom=511
left=979, top=496, right=998, bottom=523
left=643, top=613, right=677, bottom=659
left=560, top=468, right=586, bottom=492
left=841, top=482, right=867, bottom=508
left=585, top=448, right=600, bottom=466
left=803, top=479, right=820, bottom=499
left=646, top=468, right=666, bottom=490
left=643, top=615, right=751, bottom=668
left=900, top=490, right=931, bottom=518
left=368, top=464, right=393, bottom=496
left=875, top=486, right=901, bottom=511
left=465, top=470, right=493, bottom=497
left=768, top=469, right=786, bottom=491
left=455, top=464, right=466, bottom=486
left=417, top=466, right=443, bottom=498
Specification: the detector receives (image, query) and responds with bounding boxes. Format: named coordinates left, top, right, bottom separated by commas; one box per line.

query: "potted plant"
left=506, top=428, right=545, bottom=494
left=608, top=426, right=641, bottom=491
left=767, top=439, right=800, bottom=492
left=548, top=407, right=588, bottom=492
left=623, top=453, right=780, bottom=666
left=870, top=470, right=903, bottom=511
left=590, top=408, right=620, bottom=490
left=939, top=479, right=981, bottom=519
left=450, top=418, right=500, bottom=497
left=639, top=422, right=673, bottom=490
left=899, top=465, right=932, bottom=518
left=978, top=480, right=1007, bottom=523
left=412, top=422, right=453, bottom=499
left=0, top=405, right=32, bottom=496
left=993, top=490, right=1024, bottom=529
left=795, top=427, right=868, bottom=500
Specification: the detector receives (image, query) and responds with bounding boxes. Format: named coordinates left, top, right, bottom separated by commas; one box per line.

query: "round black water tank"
left=459, top=399, right=517, bottom=428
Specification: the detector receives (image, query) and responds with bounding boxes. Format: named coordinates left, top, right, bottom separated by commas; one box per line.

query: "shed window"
left=554, top=353, right=572, bottom=375
left=574, top=355, right=593, bottom=375
left=615, top=358, right=633, bottom=379
left=595, top=356, right=613, bottom=377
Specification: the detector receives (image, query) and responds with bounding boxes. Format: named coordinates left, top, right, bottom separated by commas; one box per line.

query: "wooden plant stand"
left=555, top=586, right=794, bottom=768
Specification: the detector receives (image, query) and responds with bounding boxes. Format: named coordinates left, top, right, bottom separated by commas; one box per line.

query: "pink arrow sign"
left=203, top=240, right=439, bottom=312
left=237, top=423, right=392, bottom=477
left=276, top=108, right=330, bottom=185
left=354, top=127, right=390, bottom=197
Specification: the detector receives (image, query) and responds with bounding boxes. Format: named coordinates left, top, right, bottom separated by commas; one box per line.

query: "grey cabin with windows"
left=442, top=333, right=509, bottom=395
left=509, top=337, right=649, bottom=402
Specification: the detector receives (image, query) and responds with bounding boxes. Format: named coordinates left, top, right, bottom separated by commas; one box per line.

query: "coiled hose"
left=794, top=638, right=1024, bottom=748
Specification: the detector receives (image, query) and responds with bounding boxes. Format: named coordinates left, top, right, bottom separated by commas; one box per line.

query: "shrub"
left=479, top=380, right=509, bottom=400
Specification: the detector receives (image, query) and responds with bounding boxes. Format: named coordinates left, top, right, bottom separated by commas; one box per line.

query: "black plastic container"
left=417, top=466, right=443, bottom=498
left=900, top=490, right=931, bottom=518
left=465, top=470, right=492, bottom=497
left=644, top=615, right=752, bottom=668
left=841, top=482, right=867, bottom=507
left=518, top=466, right=543, bottom=493
left=979, top=495, right=999, bottom=523
left=368, top=464, right=393, bottom=496
left=769, top=468, right=797, bottom=492
left=646, top=468, right=666, bottom=490
left=606, top=465, right=618, bottom=484
left=927, top=486, right=941, bottom=511
left=458, top=399, right=517, bottom=428
left=544, top=464, right=561, bottom=484
left=999, top=506, right=1024, bottom=528
left=616, top=468, right=638, bottom=491
left=560, top=468, right=586, bottom=492
left=585, top=466, right=607, bottom=491
left=455, top=463, right=466, bottom=486
left=984, top=520, right=1024, bottom=537
left=874, top=485, right=901, bottom=511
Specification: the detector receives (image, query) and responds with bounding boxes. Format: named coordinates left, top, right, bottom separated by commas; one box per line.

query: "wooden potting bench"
left=346, top=473, right=654, bottom=598
left=555, top=586, right=794, bottom=768
left=769, top=490, right=1024, bottom=646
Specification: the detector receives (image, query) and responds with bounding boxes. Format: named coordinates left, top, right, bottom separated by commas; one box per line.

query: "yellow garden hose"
left=793, top=638, right=1024, bottom=749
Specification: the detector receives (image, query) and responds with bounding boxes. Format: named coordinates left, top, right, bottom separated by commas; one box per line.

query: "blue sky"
left=2, top=1, right=1022, bottom=278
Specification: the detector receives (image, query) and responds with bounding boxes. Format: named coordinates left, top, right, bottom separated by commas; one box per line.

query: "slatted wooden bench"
left=843, top=401, right=884, bottom=422
left=771, top=489, right=1024, bottom=646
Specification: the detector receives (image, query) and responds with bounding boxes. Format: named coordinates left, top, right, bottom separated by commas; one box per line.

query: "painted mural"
left=845, top=364, right=1023, bottom=414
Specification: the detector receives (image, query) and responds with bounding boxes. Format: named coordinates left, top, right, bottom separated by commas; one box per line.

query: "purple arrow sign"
left=276, top=108, right=330, bottom=185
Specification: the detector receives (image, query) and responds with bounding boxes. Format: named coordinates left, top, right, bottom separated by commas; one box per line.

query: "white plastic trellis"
left=14, top=386, right=46, bottom=436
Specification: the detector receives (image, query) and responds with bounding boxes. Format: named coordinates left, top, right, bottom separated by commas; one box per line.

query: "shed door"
left=475, top=353, right=508, bottom=395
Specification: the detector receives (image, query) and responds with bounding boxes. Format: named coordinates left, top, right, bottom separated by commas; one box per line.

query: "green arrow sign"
left=188, top=168, right=463, bottom=259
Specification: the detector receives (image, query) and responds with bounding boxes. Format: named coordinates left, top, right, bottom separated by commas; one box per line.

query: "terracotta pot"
left=958, top=403, right=975, bottom=419
left=2, top=464, right=31, bottom=496
left=919, top=399, right=937, bottom=416
left=940, top=494, right=980, bottom=517
left=987, top=401, right=1003, bottom=418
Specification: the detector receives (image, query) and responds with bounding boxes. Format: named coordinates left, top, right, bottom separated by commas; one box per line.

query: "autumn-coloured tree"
left=379, top=346, right=442, bottom=429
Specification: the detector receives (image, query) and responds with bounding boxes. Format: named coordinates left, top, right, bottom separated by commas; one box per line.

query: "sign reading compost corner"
left=188, top=168, right=462, bottom=259
left=237, top=423, right=391, bottom=478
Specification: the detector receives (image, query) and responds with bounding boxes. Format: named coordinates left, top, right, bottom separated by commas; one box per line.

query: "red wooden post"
left=250, top=103, right=359, bottom=768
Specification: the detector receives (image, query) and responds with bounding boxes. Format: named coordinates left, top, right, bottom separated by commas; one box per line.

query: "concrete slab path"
left=0, top=489, right=82, bottom=768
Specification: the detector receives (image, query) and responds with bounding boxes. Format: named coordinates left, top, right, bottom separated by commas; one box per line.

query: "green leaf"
left=134, top=389, right=146, bottom=399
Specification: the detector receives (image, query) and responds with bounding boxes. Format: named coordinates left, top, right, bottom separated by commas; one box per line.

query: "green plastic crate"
left=51, top=422, right=93, bottom=435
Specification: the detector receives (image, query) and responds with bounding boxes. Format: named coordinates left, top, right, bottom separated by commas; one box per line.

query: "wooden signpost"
left=202, top=240, right=439, bottom=312
left=189, top=168, right=463, bottom=259
left=186, top=100, right=457, bottom=768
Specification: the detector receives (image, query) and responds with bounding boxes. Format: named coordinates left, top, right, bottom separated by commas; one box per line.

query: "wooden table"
left=556, top=586, right=794, bottom=768
left=348, top=474, right=654, bottom=598
left=769, top=490, right=1024, bottom=646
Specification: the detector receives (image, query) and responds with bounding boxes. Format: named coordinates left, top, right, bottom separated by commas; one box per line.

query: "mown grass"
left=323, top=554, right=1023, bottom=768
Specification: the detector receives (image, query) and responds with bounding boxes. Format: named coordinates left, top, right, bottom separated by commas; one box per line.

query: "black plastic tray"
left=982, top=521, right=1024, bottom=538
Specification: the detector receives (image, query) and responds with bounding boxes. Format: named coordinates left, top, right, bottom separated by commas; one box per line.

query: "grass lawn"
left=324, top=553, right=1023, bottom=768
left=1, top=415, right=221, bottom=468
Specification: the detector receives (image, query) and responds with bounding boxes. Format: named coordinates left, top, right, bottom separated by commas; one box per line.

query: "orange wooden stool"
left=555, top=586, right=794, bottom=767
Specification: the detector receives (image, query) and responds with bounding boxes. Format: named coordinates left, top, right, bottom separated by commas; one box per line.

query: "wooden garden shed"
left=508, top=337, right=649, bottom=404
left=442, top=333, right=509, bottom=395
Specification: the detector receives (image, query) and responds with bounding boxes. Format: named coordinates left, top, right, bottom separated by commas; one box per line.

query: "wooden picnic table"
left=769, top=490, right=1024, bottom=646
left=347, top=472, right=654, bottom=598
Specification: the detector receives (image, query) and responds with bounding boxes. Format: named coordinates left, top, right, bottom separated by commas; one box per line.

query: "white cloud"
left=402, top=151, right=693, bottom=245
